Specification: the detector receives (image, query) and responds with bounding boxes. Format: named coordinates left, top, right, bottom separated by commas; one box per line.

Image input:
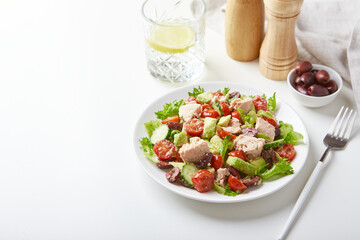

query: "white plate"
left=133, top=82, right=309, bottom=203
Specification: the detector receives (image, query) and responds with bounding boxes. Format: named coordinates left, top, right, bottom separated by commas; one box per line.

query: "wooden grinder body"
left=225, top=0, right=264, bottom=62
left=259, top=0, right=303, bottom=80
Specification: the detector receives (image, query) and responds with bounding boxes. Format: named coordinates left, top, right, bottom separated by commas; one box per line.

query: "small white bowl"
left=287, top=64, right=343, bottom=108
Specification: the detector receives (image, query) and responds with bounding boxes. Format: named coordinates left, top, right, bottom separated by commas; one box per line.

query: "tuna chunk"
left=233, top=135, right=265, bottom=160
left=230, top=98, right=253, bottom=114
left=255, top=118, right=275, bottom=142
left=179, top=137, right=211, bottom=163
left=215, top=168, right=230, bottom=187
left=179, top=103, right=202, bottom=122
left=222, top=118, right=242, bottom=135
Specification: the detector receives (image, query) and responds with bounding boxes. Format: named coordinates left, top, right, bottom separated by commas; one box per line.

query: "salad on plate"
left=139, top=86, right=303, bottom=196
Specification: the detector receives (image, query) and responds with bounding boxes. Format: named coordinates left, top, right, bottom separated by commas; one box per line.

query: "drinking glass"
left=142, top=0, right=206, bottom=83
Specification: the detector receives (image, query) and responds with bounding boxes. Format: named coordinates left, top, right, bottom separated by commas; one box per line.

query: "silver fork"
left=278, top=106, right=358, bottom=240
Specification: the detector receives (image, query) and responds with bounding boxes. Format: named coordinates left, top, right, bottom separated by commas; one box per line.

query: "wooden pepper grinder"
left=259, top=0, right=303, bottom=80
left=225, top=0, right=264, bottom=62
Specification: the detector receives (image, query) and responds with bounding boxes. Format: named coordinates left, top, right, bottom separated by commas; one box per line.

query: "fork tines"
left=328, top=106, right=358, bottom=140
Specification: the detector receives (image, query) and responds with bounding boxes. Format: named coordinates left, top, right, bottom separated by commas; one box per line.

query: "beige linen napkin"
left=296, top=0, right=360, bottom=110
left=205, top=0, right=360, bottom=111
left=348, top=20, right=360, bottom=111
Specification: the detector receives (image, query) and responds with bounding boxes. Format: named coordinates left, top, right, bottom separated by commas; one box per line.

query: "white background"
left=0, top=0, right=359, bottom=239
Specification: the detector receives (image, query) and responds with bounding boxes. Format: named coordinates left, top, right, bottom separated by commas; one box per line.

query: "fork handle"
left=278, top=160, right=325, bottom=240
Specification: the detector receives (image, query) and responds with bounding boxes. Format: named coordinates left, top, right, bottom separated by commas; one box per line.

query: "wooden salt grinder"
left=259, top=0, right=303, bottom=80
left=225, top=0, right=264, bottom=62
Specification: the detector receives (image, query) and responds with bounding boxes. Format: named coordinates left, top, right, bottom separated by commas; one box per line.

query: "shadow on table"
left=170, top=180, right=302, bottom=221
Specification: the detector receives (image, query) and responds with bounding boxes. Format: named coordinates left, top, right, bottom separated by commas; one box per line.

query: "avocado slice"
left=201, top=117, right=217, bottom=139
left=249, top=157, right=267, bottom=169
left=218, top=115, right=231, bottom=127
left=209, top=135, right=223, bottom=154
left=226, top=156, right=258, bottom=176
left=173, top=131, right=188, bottom=147
left=196, top=91, right=214, bottom=103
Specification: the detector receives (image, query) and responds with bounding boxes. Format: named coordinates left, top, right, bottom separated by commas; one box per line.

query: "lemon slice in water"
left=147, top=25, right=195, bottom=54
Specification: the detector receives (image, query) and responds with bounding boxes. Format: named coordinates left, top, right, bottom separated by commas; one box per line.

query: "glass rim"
left=141, top=0, right=206, bottom=27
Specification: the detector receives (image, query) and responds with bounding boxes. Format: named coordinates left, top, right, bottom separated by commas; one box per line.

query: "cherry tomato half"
left=161, top=115, right=180, bottom=124
left=220, top=102, right=231, bottom=116
left=228, top=174, right=247, bottom=192
left=211, top=154, right=224, bottom=170
left=187, top=96, right=200, bottom=103
left=262, top=116, right=279, bottom=128
left=192, top=169, right=214, bottom=193
left=217, top=130, right=236, bottom=140
left=213, top=92, right=223, bottom=97
left=153, top=139, right=175, bottom=160
left=175, top=148, right=184, bottom=162
left=253, top=95, right=268, bottom=111
left=184, top=119, right=204, bottom=137
left=201, top=109, right=220, bottom=119
left=276, top=144, right=296, bottom=161
left=231, top=111, right=241, bottom=122
left=201, top=104, right=213, bottom=110
left=228, top=150, right=246, bottom=161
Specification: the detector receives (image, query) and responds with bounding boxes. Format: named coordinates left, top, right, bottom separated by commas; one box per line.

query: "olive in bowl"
left=287, top=62, right=343, bottom=108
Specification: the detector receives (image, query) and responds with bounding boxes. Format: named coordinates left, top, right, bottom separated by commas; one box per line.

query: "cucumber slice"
left=257, top=133, right=270, bottom=140
left=150, top=124, right=170, bottom=144
left=264, top=139, right=284, bottom=150
left=213, top=183, right=226, bottom=195
left=181, top=163, right=199, bottom=188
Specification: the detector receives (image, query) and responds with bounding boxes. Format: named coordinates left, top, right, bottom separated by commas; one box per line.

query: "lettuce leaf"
left=279, top=121, right=303, bottom=145
left=257, top=110, right=274, bottom=119
left=213, top=183, right=240, bottom=196
left=139, top=137, right=159, bottom=163
left=155, top=99, right=184, bottom=120
left=220, top=134, right=231, bottom=159
left=284, top=131, right=304, bottom=145
left=144, top=120, right=162, bottom=137
left=267, top=92, right=276, bottom=111
left=188, top=86, right=204, bottom=98
left=238, top=108, right=257, bottom=128
left=217, top=87, right=230, bottom=95
left=260, top=155, right=294, bottom=180
left=168, top=129, right=180, bottom=142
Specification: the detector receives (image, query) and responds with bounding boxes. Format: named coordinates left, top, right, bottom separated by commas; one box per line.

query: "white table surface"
left=1, top=0, right=359, bottom=239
